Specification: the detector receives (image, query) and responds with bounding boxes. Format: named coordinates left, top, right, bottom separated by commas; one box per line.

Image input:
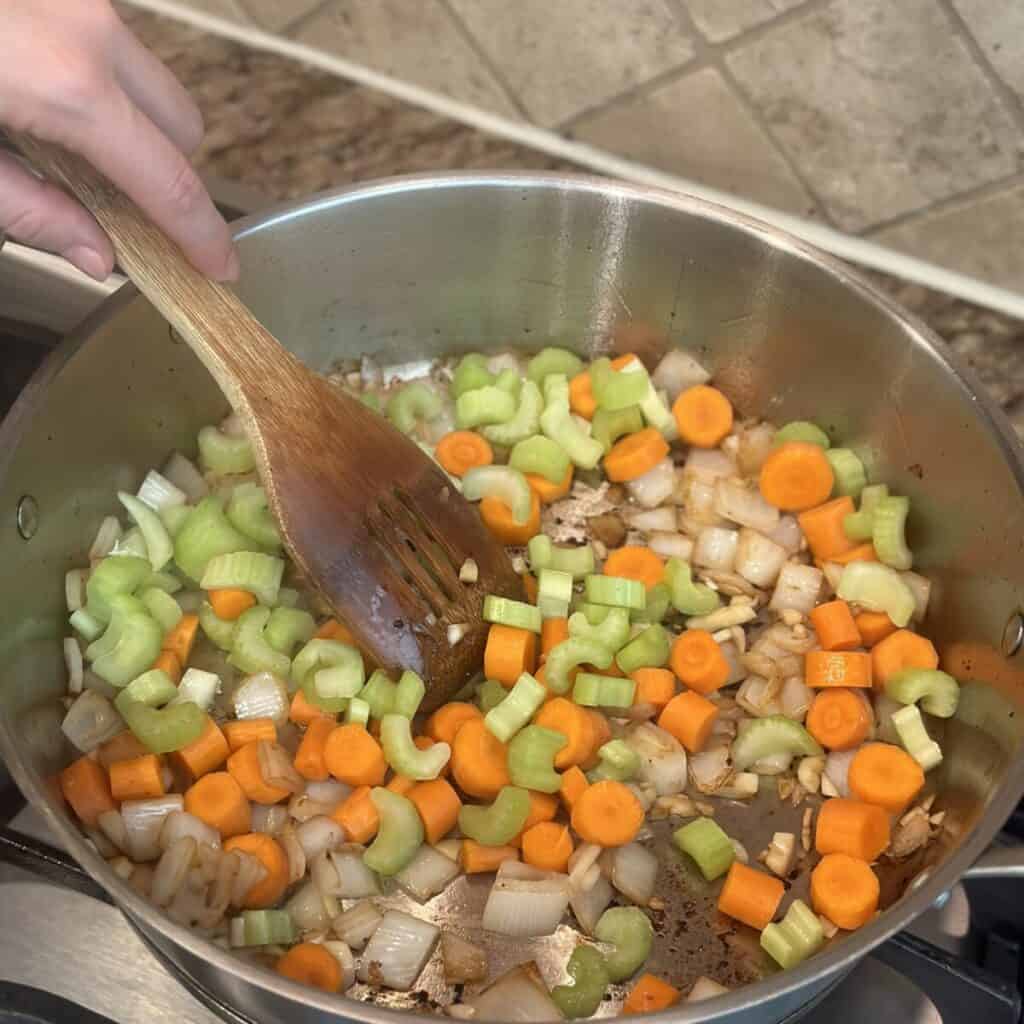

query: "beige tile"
left=574, top=67, right=815, bottom=216
left=952, top=0, right=1024, bottom=101
left=170, top=0, right=252, bottom=22
left=449, top=0, right=695, bottom=127
left=293, top=0, right=520, bottom=118
left=240, top=0, right=322, bottom=31
left=682, top=0, right=806, bottom=43
left=872, top=183, right=1024, bottom=293
left=727, top=0, right=1022, bottom=231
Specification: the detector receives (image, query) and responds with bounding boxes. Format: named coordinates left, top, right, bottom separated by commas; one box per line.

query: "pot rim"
left=3, top=170, right=1023, bottom=1023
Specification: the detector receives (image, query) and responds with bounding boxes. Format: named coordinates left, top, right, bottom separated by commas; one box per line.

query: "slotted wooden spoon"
left=16, top=135, right=523, bottom=711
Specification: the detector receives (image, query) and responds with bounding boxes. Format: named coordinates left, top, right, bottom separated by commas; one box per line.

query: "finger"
left=68, top=88, right=238, bottom=281
left=0, top=151, right=113, bottom=280
left=112, top=22, right=204, bottom=155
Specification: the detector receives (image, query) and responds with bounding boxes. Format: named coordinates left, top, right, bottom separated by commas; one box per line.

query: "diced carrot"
left=673, top=385, right=734, bottom=448
left=805, top=650, right=872, bottom=688
left=208, top=589, right=256, bottom=622
left=96, top=731, right=148, bottom=769
left=798, top=498, right=857, bottom=563
left=293, top=717, right=335, bottom=781
left=759, top=442, right=834, bottom=512
left=815, top=797, right=890, bottom=861
left=604, top=546, right=665, bottom=591
left=569, top=370, right=597, bottom=420
left=509, top=790, right=561, bottom=848
left=658, top=690, right=719, bottom=753
left=534, top=698, right=595, bottom=768
left=171, top=715, right=230, bottom=780
left=314, top=619, right=356, bottom=643
left=484, top=623, right=537, bottom=686
left=622, top=974, right=681, bottom=1015
left=670, top=630, right=730, bottom=694
left=227, top=741, right=291, bottom=804
left=630, top=667, right=676, bottom=710
left=110, top=753, right=165, bottom=801
left=480, top=490, right=541, bottom=545
left=810, top=600, right=862, bottom=652
left=806, top=689, right=872, bottom=751
left=59, top=755, right=116, bottom=827
left=276, top=941, right=342, bottom=994
left=222, top=718, right=277, bottom=753
left=183, top=771, right=251, bottom=838
left=811, top=853, right=879, bottom=931
left=407, top=777, right=462, bottom=844
left=611, top=353, right=640, bottom=370
left=323, top=724, right=387, bottom=788
left=559, top=765, right=589, bottom=810
left=526, top=465, right=574, bottom=504
left=435, top=431, right=494, bottom=478
left=848, top=742, right=925, bottom=812
left=604, top=428, right=670, bottom=483
left=152, top=649, right=182, bottom=684
left=332, top=785, right=378, bottom=843
left=522, top=573, right=539, bottom=603
left=855, top=611, right=898, bottom=648
left=522, top=822, right=574, bottom=873
left=425, top=702, right=483, bottom=746
left=451, top=717, right=510, bottom=800
left=831, top=542, right=877, bottom=565
left=461, top=839, right=519, bottom=874
left=717, top=861, right=784, bottom=930
left=583, top=709, right=613, bottom=770
left=162, top=612, right=200, bottom=665
left=871, top=629, right=938, bottom=689
left=571, top=780, right=644, bottom=847
left=223, top=832, right=289, bottom=908
left=289, top=689, right=332, bottom=726
left=540, top=618, right=569, bottom=663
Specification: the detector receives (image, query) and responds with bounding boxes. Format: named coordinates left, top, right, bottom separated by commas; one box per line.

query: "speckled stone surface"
left=120, top=7, right=1024, bottom=441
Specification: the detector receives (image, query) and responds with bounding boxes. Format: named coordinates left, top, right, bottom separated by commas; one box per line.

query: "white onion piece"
left=901, top=571, right=931, bottom=622
left=160, top=811, right=221, bottom=851
left=172, top=668, right=219, bottom=711
left=441, top=931, right=488, bottom=984
left=736, top=422, right=776, bottom=476
left=251, top=802, right=289, bottom=835
left=322, top=940, right=356, bottom=991
left=395, top=844, right=461, bottom=902
left=874, top=694, right=903, bottom=745
left=625, top=722, right=688, bottom=796
left=487, top=351, right=522, bottom=375
left=296, top=816, right=344, bottom=859
left=689, top=745, right=732, bottom=793
left=626, top=458, right=675, bottom=508
left=233, top=673, right=289, bottom=728
left=256, top=741, right=305, bottom=795
left=61, top=690, right=121, bottom=752
left=736, top=676, right=783, bottom=718
left=713, top=479, right=780, bottom=533
left=688, top=976, right=729, bottom=1002
left=97, top=809, right=128, bottom=852
left=152, top=836, right=196, bottom=907
left=820, top=561, right=843, bottom=594
left=780, top=676, right=812, bottom=721
left=281, top=825, right=306, bottom=885
left=608, top=842, right=658, bottom=906
left=467, top=964, right=562, bottom=1022
left=433, top=838, right=462, bottom=863
left=768, top=515, right=803, bottom=555
left=137, top=468, right=187, bottom=511
left=358, top=910, right=440, bottom=990
left=287, top=880, right=332, bottom=932
left=735, top=528, right=788, bottom=587
left=770, top=563, right=823, bottom=614
left=569, top=874, right=614, bottom=935
left=495, top=861, right=553, bottom=883
left=310, top=851, right=341, bottom=917
left=652, top=350, right=710, bottom=399
left=86, top=827, right=119, bottom=858
left=693, top=526, right=739, bottom=572
left=329, top=848, right=381, bottom=898
left=568, top=843, right=602, bottom=891
left=719, top=640, right=747, bottom=685
left=627, top=506, right=677, bottom=532
left=684, top=448, right=735, bottom=483
left=825, top=748, right=858, bottom=798
left=288, top=793, right=340, bottom=823
left=89, top=516, right=122, bottom=561
left=360, top=354, right=383, bottom=389
left=717, top=772, right=759, bottom=799
left=751, top=752, right=793, bottom=775
left=162, top=452, right=209, bottom=502
left=65, top=569, right=87, bottom=613
left=482, top=873, right=570, bottom=937
left=648, top=532, right=693, bottom=561
left=680, top=477, right=722, bottom=529
left=231, top=851, right=267, bottom=908
left=304, top=779, right=350, bottom=806
left=122, top=796, right=183, bottom=862
left=421, top=403, right=456, bottom=446
left=333, top=900, right=383, bottom=949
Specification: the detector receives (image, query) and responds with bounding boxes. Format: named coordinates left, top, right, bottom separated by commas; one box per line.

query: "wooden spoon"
left=15, top=135, right=523, bottom=711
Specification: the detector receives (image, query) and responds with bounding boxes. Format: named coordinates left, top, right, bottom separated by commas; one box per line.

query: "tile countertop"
left=122, top=7, right=1024, bottom=440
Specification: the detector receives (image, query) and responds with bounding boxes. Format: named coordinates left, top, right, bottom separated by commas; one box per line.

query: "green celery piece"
left=494, top=367, right=522, bottom=400
left=387, top=382, right=443, bottom=435
left=568, top=607, right=631, bottom=652
left=843, top=484, right=889, bottom=542
left=115, top=669, right=178, bottom=711
left=579, top=603, right=612, bottom=625
left=118, top=492, right=174, bottom=571
left=451, top=353, right=495, bottom=398
left=120, top=700, right=205, bottom=754
left=477, top=678, right=508, bottom=714
left=891, top=704, right=943, bottom=770
left=458, top=785, right=531, bottom=845
left=264, top=607, right=315, bottom=656
left=229, top=606, right=292, bottom=679
left=591, top=405, right=644, bottom=454
left=359, top=670, right=398, bottom=718
left=826, top=448, right=866, bottom=499
left=159, top=504, right=191, bottom=539
left=527, top=347, right=582, bottom=384
left=198, top=601, right=236, bottom=652
left=70, top=609, right=104, bottom=643
left=886, top=668, right=960, bottom=718
left=226, top=482, right=282, bottom=550
left=364, top=788, right=423, bottom=875
left=173, top=496, right=252, bottom=583
left=872, top=495, right=913, bottom=571
left=731, top=716, right=822, bottom=771
left=673, top=817, right=734, bottom=880
left=594, top=907, right=654, bottom=983
left=551, top=543, right=596, bottom=579
left=393, top=670, right=426, bottom=717
left=545, top=637, right=613, bottom=695
left=572, top=673, right=636, bottom=708
left=483, top=596, right=542, bottom=633
left=551, top=945, right=610, bottom=1019
left=462, top=466, right=533, bottom=525
left=665, top=558, right=721, bottom=616
left=527, top=534, right=553, bottom=571
left=616, top=624, right=671, bottom=673
left=381, top=714, right=450, bottom=779
left=836, top=561, right=915, bottom=627
left=197, top=424, right=255, bottom=475
left=537, top=568, right=573, bottom=620
left=241, top=908, right=295, bottom=947
left=591, top=358, right=650, bottom=412
left=143, top=570, right=183, bottom=595
left=483, top=381, right=543, bottom=447
left=484, top=673, right=546, bottom=742
left=508, top=432, right=570, bottom=483
left=86, top=594, right=164, bottom=687
left=507, top=726, right=565, bottom=793
left=584, top=575, right=646, bottom=611
left=112, top=527, right=148, bottom=559
left=590, top=739, right=640, bottom=782
left=139, top=587, right=183, bottom=632
left=85, top=556, right=152, bottom=625
left=456, top=386, right=516, bottom=429
left=760, top=900, right=823, bottom=970
left=200, top=551, right=284, bottom=607
left=774, top=421, right=830, bottom=448
left=291, top=638, right=364, bottom=713
left=632, top=582, right=671, bottom=625
left=346, top=697, right=370, bottom=726
left=357, top=391, right=383, bottom=413
left=540, top=398, right=603, bottom=470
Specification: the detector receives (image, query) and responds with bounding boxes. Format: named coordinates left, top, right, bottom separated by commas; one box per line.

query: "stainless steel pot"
left=2, top=173, right=1024, bottom=1023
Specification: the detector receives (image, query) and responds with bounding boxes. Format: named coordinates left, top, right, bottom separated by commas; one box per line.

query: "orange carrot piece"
left=183, top=771, right=251, bottom=838
left=407, top=777, right=462, bottom=844
left=208, top=589, right=256, bottom=622
left=759, top=442, right=835, bottom=512
left=293, top=716, right=336, bottom=781
left=571, top=780, right=644, bottom=847
left=484, top=623, right=537, bottom=687
left=332, top=785, right=379, bottom=843
left=560, top=765, right=589, bottom=810
left=461, top=839, right=519, bottom=873
left=717, top=861, right=784, bottom=930
left=96, top=730, right=149, bottom=769
left=670, top=629, right=730, bottom=694
left=672, top=385, right=734, bottom=448
left=435, top=430, right=494, bottom=477
left=289, top=689, right=332, bottom=726
left=658, top=690, right=719, bottom=753
left=511, top=790, right=561, bottom=847
left=223, top=832, right=289, bottom=908
left=630, top=667, right=676, bottom=710
left=603, top=546, right=665, bottom=591
left=540, top=618, right=570, bottom=663
left=622, top=974, right=682, bottom=1015
left=604, top=427, right=670, bottom=483
left=534, top=698, right=595, bottom=768
left=323, top=724, right=387, bottom=788
left=523, top=573, right=540, bottom=604
left=109, top=753, right=165, bottom=801
left=59, top=756, right=116, bottom=827
left=314, top=619, right=356, bottom=643
left=152, top=649, right=182, bottom=684
left=425, top=702, right=483, bottom=746
left=276, top=942, right=342, bottom=994
left=855, top=611, right=897, bottom=648
left=831, top=542, right=878, bottom=565
left=480, top=490, right=542, bottom=545
left=526, top=465, right=574, bottom=504
left=848, top=742, right=925, bottom=812
left=815, top=797, right=890, bottom=861
left=611, top=353, right=640, bottom=370
left=811, top=853, right=879, bottom=931
left=162, top=612, right=200, bottom=665
left=451, top=717, right=510, bottom=800
left=522, top=822, right=574, bottom=873
left=805, top=650, right=872, bottom=689
left=569, top=370, right=598, bottom=420
left=227, top=741, right=291, bottom=805
left=171, top=715, right=230, bottom=780
left=806, top=688, right=872, bottom=751
left=582, top=710, right=612, bottom=769
left=798, top=498, right=857, bottom=563
left=222, top=718, right=277, bottom=754
left=871, top=629, right=938, bottom=689
left=810, top=599, right=862, bottom=652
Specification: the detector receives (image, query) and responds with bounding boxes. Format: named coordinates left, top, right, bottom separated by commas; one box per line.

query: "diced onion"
left=874, top=694, right=903, bottom=745
left=569, top=874, right=613, bottom=935
left=689, top=744, right=732, bottom=793
left=162, top=452, right=209, bottom=503
left=121, top=795, right=183, bottom=863
left=281, top=825, right=306, bottom=885
left=768, top=515, right=803, bottom=555
left=287, top=880, right=332, bottom=932
left=441, top=931, right=488, bottom=984
left=693, top=526, right=739, bottom=572
left=323, top=940, right=357, bottom=991
left=233, top=672, right=289, bottom=728
left=624, top=722, right=688, bottom=796
left=251, top=802, right=288, bottom=835
left=901, top=571, right=932, bottom=622
left=358, top=910, right=440, bottom=990
left=89, top=516, right=122, bottom=561
left=152, top=836, right=196, bottom=907
left=770, top=563, right=823, bottom=614
left=137, top=469, right=187, bottom=512
left=434, top=839, right=462, bottom=862
left=61, top=689, right=121, bottom=752
left=626, top=458, right=675, bottom=508
left=824, top=749, right=857, bottom=798
left=736, top=423, right=775, bottom=476
left=568, top=842, right=602, bottom=891
left=648, top=532, right=693, bottom=560
left=288, top=792, right=343, bottom=823
left=160, top=810, right=221, bottom=851
left=688, top=976, right=729, bottom=1002
left=65, top=569, right=87, bottom=613
left=607, top=842, right=658, bottom=906
left=652, top=350, right=710, bottom=399
left=627, top=507, right=677, bottom=532
left=230, top=851, right=267, bottom=908
left=737, top=676, right=783, bottom=718
left=713, top=479, right=780, bottom=534
left=780, top=676, right=812, bottom=721
left=684, top=448, right=735, bottom=483
left=97, top=809, right=128, bottom=852
left=719, top=640, right=746, bottom=685
left=257, top=741, right=305, bottom=794
left=734, top=528, right=787, bottom=587
left=329, top=847, right=381, bottom=898
left=334, top=900, right=383, bottom=950
left=395, top=844, right=461, bottom=902
left=296, top=816, right=344, bottom=859
left=304, top=779, right=350, bottom=806
left=481, top=872, right=570, bottom=937
left=679, top=477, right=721, bottom=530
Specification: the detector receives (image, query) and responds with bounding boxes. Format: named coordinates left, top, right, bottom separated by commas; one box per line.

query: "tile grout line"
left=118, top=0, right=1024, bottom=322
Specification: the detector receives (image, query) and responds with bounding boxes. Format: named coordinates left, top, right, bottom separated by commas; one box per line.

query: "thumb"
left=0, top=150, right=114, bottom=280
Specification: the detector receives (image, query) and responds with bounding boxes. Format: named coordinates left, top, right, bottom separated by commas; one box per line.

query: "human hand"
left=0, top=0, right=237, bottom=281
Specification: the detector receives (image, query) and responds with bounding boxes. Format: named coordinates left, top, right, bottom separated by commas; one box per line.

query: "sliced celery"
left=760, top=900, right=823, bottom=970
left=455, top=386, right=516, bottom=429
left=483, top=381, right=543, bottom=447
left=592, top=405, right=644, bottom=453
left=508, top=726, right=566, bottom=793
left=85, top=556, right=151, bottom=625
left=484, top=672, right=546, bottom=742
left=568, top=607, right=631, bottom=651
left=843, top=484, right=889, bottom=542
left=579, top=603, right=612, bottom=625
left=462, top=466, right=533, bottom=525
left=381, top=714, right=450, bottom=779
left=197, top=424, right=255, bottom=475
left=826, top=448, right=866, bottom=498
left=359, top=670, right=398, bottom=718
left=551, top=945, right=609, bottom=1020
left=263, top=607, right=315, bottom=656
left=198, top=601, right=236, bottom=652
left=70, top=609, right=104, bottom=642
left=616, top=624, right=670, bottom=673
left=508, top=433, right=570, bottom=483
left=527, top=534, right=553, bottom=571
left=529, top=535, right=596, bottom=579
left=774, top=421, right=830, bottom=448
left=494, top=367, right=522, bottom=400
left=118, top=492, right=174, bottom=571
left=477, top=678, right=508, bottom=714
left=394, top=670, right=426, bottom=718
left=201, top=551, right=284, bottom=607
left=543, top=374, right=570, bottom=407
left=292, top=638, right=364, bottom=713
left=458, top=784, right=531, bottom=845
left=545, top=637, right=613, bottom=694
left=537, top=569, right=573, bottom=620
left=484, top=596, right=542, bottom=634
left=120, top=700, right=205, bottom=754
left=387, top=382, right=443, bottom=434
left=226, top=482, right=281, bottom=550
left=594, top=907, right=653, bottom=983
left=229, top=606, right=292, bottom=679
left=144, top=570, right=183, bottom=595
left=573, top=673, right=636, bottom=708
left=86, top=595, right=164, bottom=687
left=591, top=357, right=650, bottom=411
left=591, top=739, right=640, bottom=782
left=275, top=587, right=300, bottom=609
left=632, top=582, right=671, bottom=624
left=364, top=787, right=424, bottom=875
left=111, top=526, right=148, bottom=559
left=886, top=668, right=960, bottom=718
left=140, top=587, right=182, bottom=633
left=891, top=704, right=943, bottom=770
left=115, top=669, right=178, bottom=710
left=731, top=716, right=822, bottom=771
left=358, top=391, right=382, bottom=413
left=527, top=347, right=582, bottom=384
left=584, top=575, right=646, bottom=611
left=346, top=696, right=370, bottom=726
left=540, top=397, right=603, bottom=470
left=239, top=908, right=295, bottom=947
left=617, top=358, right=678, bottom=439
left=665, top=558, right=721, bottom=616
left=451, top=353, right=494, bottom=398
left=673, top=817, right=734, bottom=880
left=836, top=561, right=915, bottom=627
left=159, top=504, right=191, bottom=539
left=173, top=496, right=252, bottom=582
left=872, top=495, right=913, bottom=571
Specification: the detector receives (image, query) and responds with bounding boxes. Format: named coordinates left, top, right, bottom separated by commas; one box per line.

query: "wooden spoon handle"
left=10, top=132, right=298, bottom=410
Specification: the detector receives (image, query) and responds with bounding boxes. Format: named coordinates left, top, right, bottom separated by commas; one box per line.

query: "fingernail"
left=64, top=245, right=110, bottom=282
left=220, top=247, right=240, bottom=283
